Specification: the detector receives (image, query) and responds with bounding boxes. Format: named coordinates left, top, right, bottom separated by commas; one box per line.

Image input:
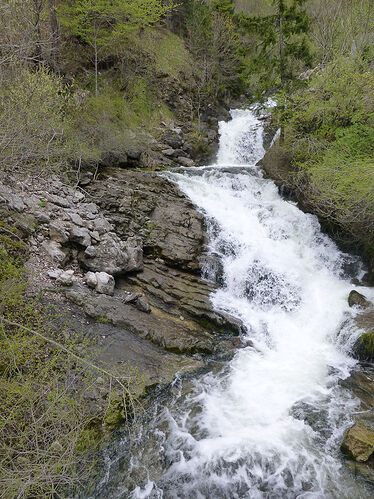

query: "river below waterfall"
left=92, top=105, right=374, bottom=498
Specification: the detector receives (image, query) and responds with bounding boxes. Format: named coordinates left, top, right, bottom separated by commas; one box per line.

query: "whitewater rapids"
left=95, top=105, right=374, bottom=498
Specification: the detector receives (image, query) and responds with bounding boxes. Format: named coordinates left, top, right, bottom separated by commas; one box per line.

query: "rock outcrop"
left=0, top=167, right=242, bottom=393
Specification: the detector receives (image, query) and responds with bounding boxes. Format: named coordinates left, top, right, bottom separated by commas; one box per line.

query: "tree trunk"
left=94, top=40, right=98, bottom=96
left=48, top=0, right=59, bottom=70
left=279, top=10, right=284, bottom=87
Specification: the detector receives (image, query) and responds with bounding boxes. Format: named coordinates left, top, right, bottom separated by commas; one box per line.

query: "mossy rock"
left=341, top=423, right=374, bottom=462
left=103, top=394, right=126, bottom=428
left=354, top=331, right=374, bottom=362
left=348, top=290, right=371, bottom=309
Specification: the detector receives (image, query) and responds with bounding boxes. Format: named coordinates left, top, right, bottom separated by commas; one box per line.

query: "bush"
left=0, top=66, right=70, bottom=173
left=280, top=57, right=374, bottom=244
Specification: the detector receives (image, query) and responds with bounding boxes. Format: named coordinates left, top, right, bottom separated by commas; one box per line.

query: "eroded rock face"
left=65, top=283, right=215, bottom=355
left=0, top=168, right=242, bottom=394
left=354, top=308, right=374, bottom=362
left=86, top=169, right=206, bottom=272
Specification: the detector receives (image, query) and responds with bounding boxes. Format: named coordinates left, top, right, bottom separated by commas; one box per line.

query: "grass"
left=0, top=228, right=144, bottom=497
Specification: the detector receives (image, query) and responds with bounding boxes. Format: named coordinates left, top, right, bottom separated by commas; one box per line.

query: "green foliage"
left=0, top=237, right=144, bottom=497
left=141, top=30, right=193, bottom=78
left=0, top=66, right=70, bottom=172
left=68, top=77, right=173, bottom=166
left=59, top=0, right=175, bottom=93
left=280, top=56, right=374, bottom=244
left=307, top=0, right=374, bottom=64
left=238, top=0, right=312, bottom=97
left=184, top=0, right=243, bottom=105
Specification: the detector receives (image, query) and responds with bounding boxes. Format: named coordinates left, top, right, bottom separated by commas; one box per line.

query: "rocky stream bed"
left=1, top=107, right=374, bottom=495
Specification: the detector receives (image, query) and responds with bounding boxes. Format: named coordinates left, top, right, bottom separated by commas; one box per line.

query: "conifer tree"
left=59, top=0, right=174, bottom=95
left=238, top=0, right=311, bottom=96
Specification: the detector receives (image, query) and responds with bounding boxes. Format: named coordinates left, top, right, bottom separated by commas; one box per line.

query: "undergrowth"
left=0, top=227, right=145, bottom=498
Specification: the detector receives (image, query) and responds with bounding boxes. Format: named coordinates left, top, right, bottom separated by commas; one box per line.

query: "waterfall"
left=96, top=105, right=374, bottom=498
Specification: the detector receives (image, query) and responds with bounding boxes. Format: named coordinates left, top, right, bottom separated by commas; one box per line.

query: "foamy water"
left=94, top=105, right=373, bottom=499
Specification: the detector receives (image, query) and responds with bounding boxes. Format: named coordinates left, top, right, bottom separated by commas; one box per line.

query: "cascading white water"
left=95, top=106, right=374, bottom=499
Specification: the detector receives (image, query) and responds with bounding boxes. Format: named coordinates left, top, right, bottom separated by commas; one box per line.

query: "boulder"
left=178, top=156, right=195, bottom=167
left=34, top=211, right=50, bottom=224
left=135, top=296, right=151, bottom=313
left=341, top=423, right=374, bottom=462
left=353, top=332, right=374, bottom=362
left=69, top=226, right=91, bottom=247
left=56, top=270, right=75, bottom=286
left=85, top=271, right=97, bottom=289
left=348, top=290, right=372, bottom=309
left=84, top=246, right=97, bottom=258
left=354, top=309, right=374, bottom=361
left=162, top=148, right=176, bottom=157
left=47, top=269, right=62, bottom=280
left=49, top=222, right=69, bottom=244
left=42, top=240, right=69, bottom=266
left=162, top=130, right=183, bottom=149
left=45, top=193, right=71, bottom=208
left=95, top=272, right=115, bottom=296
left=79, top=232, right=143, bottom=275
left=92, top=217, right=113, bottom=235
left=69, top=212, right=85, bottom=227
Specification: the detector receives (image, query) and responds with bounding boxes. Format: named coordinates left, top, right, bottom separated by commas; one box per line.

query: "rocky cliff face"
left=0, top=167, right=241, bottom=396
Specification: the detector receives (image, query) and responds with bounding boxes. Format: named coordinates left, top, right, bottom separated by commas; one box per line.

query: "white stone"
left=95, top=272, right=115, bottom=296
left=57, top=269, right=74, bottom=286
left=48, top=269, right=62, bottom=279
left=85, top=271, right=97, bottom=289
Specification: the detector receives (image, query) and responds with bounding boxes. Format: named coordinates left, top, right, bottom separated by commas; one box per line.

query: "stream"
left=93, top=105, right=374, bottom=498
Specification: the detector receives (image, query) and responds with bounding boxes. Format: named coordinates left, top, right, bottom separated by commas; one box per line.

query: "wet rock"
left=353, top=332, right=374, bottom=362
left=125, top=259, right=243, bottom=336
left=178, top=156, right=195, bottom=167
left=341, top=423, right=374, bottom=462
left=354, top=310, right=374, bottom=361
left=348, top=290, right=372, bottom=309
left=232, top=338, right=255, bottom=349
left=95, top=272, right=115, bottom=296
left=79, top=233, right=143, bottom=275
left=340, top=371, right=374, bottom=410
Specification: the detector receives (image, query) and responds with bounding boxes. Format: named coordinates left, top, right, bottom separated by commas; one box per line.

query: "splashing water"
left=94, top=105, right=374, bottom=498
